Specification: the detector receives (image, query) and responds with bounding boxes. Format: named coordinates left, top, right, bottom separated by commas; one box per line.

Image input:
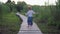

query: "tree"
left=21, top=1, right=26, bottom=6
left=16, top=1, right=26, bottom=12
left=6, top=0, right=16, bottom=12
left=6, top=0, right=11, bottom=3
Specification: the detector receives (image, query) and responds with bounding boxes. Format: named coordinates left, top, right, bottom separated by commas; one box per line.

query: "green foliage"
left=32, top=5, right=60, bottom=34
left=55, top=0, right=60, bottom=21
left=0, top=2, right=2, bottom=23
left=16, top=1, right=27, bottom=13
left=0, top=2, right=22, bottom=34
left=55, top=0, right=60, bottom=29
left=6, top=2, right=16, bottom=12
left=32, top=6, right=51, bottom=23
left=1, top=12, right=21, bottom=34
left=47, top=0, right=60, bottom=29
left=6, top=0, right=11, bottom=3
left=1, top=4, right=10, bottom=14
left=16, top=1, right=23, bottom=12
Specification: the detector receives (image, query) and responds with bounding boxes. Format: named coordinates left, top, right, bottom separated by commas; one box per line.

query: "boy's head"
left=28, top=6, right=32, bottom=10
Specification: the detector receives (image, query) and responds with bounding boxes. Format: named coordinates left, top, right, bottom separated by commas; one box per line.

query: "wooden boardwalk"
left=16, top=12, right=43, bottom=34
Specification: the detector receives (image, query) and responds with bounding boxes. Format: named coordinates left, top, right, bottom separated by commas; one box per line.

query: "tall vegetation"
left=0, top=0, right=23, bottom=34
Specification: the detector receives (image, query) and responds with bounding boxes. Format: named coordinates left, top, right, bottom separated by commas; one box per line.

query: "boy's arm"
left=33, top=10, right=38, bottom=14
left=25, top=13, right=27, bottom=16
left=33, top=11, right=38, bottom=14
left=32, top=11, right=35, bottom=14
left=33, top=11, right=35, bottom=14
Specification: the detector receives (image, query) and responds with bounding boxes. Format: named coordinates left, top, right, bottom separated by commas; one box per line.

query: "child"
left=26, top=6, right=35, bottom=27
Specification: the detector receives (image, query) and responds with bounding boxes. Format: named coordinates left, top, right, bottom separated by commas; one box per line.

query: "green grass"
left=33, top=12, right=60, bottom=34
left=0, top=12, right=22, bottom=34
left=35, top=21, right=60, bottom=34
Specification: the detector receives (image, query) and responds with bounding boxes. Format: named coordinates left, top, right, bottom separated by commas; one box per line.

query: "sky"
left=0, top=0, right=57, bottom=6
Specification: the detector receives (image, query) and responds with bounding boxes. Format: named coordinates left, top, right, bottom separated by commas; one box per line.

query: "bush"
left=1, top=12, right=22, bottom=34
left=1, top=4, right=10, bottom=14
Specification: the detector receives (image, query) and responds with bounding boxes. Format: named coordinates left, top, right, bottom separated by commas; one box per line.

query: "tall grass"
left=0, top=3, right=22, bottom=34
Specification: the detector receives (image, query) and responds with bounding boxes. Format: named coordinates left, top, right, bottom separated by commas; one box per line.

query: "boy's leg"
left=27, top=17, right=30, bottom=28
left=30, top=22, right=33, bottom=26
left=27, top=17, right=33, bottom=28
left=30, top=17, right=33, bottom=26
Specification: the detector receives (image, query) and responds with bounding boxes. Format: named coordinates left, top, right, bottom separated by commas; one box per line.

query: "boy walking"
left=26, top=6, right=35, bottom=27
